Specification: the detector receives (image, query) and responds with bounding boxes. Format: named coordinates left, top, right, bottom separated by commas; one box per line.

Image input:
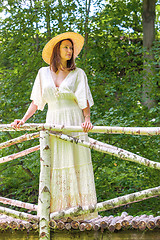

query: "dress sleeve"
left=30, top=69, right=46, bottom=111
left=74, top=69, right=94, bottom=109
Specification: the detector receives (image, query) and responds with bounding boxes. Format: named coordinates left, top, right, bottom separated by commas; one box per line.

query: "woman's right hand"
left=10, top=101, right=37, bottom=129
left=11, top=119, right=25, bottom=129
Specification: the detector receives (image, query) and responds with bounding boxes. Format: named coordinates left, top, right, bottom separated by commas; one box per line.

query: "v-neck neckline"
left=49, top=68, right=71, bottom=89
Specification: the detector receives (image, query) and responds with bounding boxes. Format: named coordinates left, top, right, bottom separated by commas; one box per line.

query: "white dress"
left=30, top=66, right=97, bottom=220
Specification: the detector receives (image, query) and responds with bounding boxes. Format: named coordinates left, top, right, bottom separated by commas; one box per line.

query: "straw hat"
left=42, top=32, right=84, bottom=64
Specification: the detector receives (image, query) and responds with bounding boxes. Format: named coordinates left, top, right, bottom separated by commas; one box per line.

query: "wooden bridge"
left=0, top=123, right=160, bottom=239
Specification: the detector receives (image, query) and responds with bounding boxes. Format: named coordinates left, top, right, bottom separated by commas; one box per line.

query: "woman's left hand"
left=81, top=120, right=93, bottom=133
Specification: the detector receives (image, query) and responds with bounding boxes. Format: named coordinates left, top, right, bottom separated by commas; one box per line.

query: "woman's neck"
left=60, top=59, right=67, bottom=69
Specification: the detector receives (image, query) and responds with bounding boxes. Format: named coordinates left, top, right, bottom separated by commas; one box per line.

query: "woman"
left=11, top=32, right=97, bottom=220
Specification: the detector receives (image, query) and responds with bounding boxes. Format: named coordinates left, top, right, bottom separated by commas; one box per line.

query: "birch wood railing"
left=0, top=123, right=160, bottom=240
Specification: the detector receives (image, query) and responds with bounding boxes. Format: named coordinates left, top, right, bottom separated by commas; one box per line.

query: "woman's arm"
left=81, top=101, right=93, bottom=133
left=11, top=101, right=38, bottom=129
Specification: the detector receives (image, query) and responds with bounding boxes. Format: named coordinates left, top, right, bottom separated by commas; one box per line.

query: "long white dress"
left=30, top=66, right=97, bottom=220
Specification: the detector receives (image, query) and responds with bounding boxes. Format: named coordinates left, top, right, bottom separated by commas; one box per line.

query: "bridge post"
left=38, top=130, right=51, bottom=240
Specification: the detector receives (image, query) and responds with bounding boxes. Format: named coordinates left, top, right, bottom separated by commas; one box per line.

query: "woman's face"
left=60, top=40, right=73, bottom=62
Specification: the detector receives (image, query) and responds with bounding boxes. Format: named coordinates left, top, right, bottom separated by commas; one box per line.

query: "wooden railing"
left=1, top=123, right=160, bottom=240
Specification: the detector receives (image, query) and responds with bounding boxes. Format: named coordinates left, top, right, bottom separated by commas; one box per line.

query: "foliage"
left=0, top=0, right=160, bottom=216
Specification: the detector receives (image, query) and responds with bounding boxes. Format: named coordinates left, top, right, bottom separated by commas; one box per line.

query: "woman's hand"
left=81, top=119, right=93, bottom=133
left=11, top=119, right=25, bottom=129
left=10, top=101, right=38, bottom=129
left=81, top=101, right=93, bottom=133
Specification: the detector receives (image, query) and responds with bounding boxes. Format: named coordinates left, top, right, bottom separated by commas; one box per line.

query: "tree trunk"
left=2, top=123, right=160, bottom=136
left=84, top=0, right=91, bottom=57
left=38, top=131, right=51, bottom=240
left=44, top=1, right=51, bottom=40
left=0, top=206, right=38, bottom=222
left=30, top=0, right=40, bottom=51
left=58, top=0, right=64, bottom=32
left=49, top=133, right=160, bottom=170
left=142, top=0, right=156, bottom=108
left=0, top=197, right=38, bottom=211
left=0, top=145, right=40, bottom=164
left=35, top=22, right=40, bottom=52
left=0, top=132, right=39, bottom=149
left=4, top=132, right=36, bottom=179
left=50, top=185, right=160, bottom=220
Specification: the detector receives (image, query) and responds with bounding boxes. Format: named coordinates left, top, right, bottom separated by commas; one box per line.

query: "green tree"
left=0, top=0, right=160, bottom=216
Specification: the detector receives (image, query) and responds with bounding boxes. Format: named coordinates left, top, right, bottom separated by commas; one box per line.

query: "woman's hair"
left=50, top=38, right=76, bottom=72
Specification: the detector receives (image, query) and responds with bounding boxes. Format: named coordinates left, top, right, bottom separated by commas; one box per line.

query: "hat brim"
left=42, top=32, right=84, bottom=65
